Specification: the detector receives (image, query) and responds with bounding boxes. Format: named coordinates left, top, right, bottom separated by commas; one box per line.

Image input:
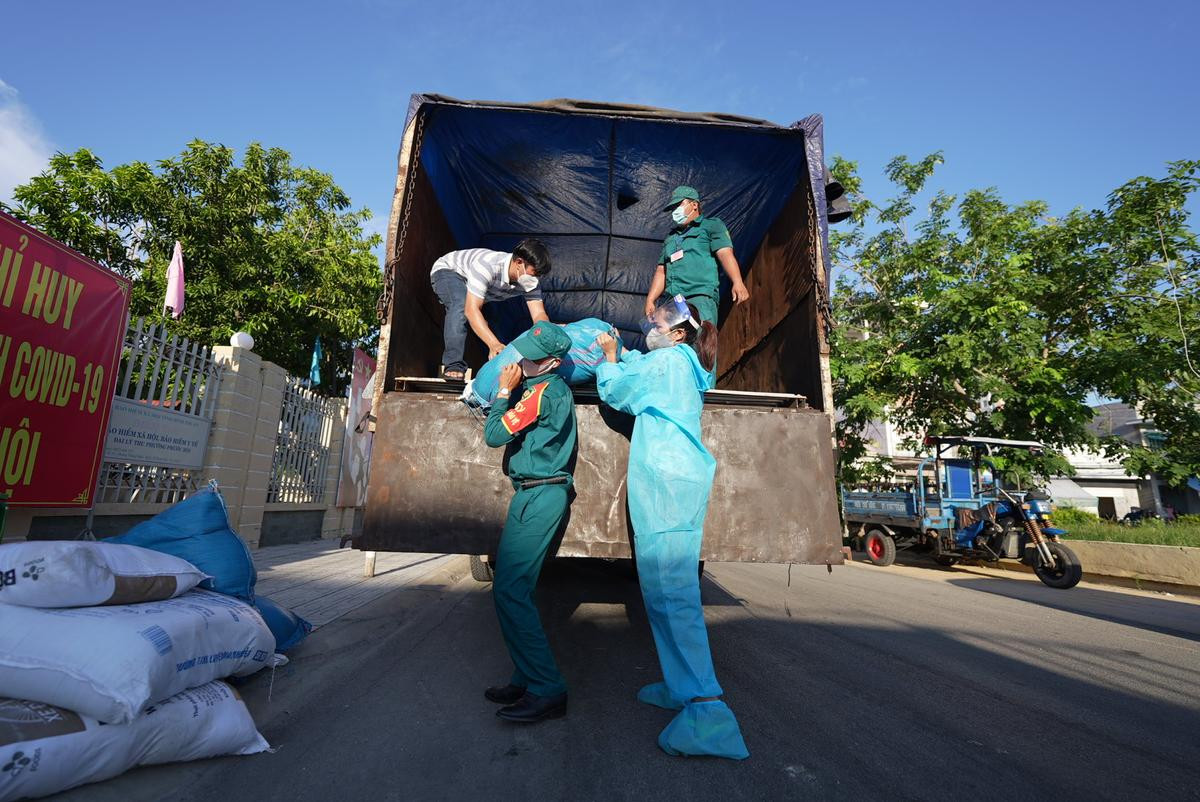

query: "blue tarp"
left=404, top=96, right=831, bottom=348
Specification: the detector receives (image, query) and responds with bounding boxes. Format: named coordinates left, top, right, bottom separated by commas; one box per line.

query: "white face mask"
left=670, top=202, right=689, bottom=226
left=520, top=357, right=557, bottom=377
left=645, top=329, right=677, bottom=351
left=516, top=273, right=539, bottom=292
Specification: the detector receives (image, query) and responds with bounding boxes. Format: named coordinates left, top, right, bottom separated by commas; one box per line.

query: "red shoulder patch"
left=501, top=383, right=548, bottom=434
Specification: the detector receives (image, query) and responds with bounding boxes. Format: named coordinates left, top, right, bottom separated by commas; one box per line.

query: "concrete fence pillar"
left=240, top=362, right=288, bottom=547
left=201, top=346, right=286, bottom=548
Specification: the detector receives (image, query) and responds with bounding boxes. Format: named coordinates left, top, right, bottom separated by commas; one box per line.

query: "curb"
left=1059, top=540, right=1200, bottom=587
left=867, top=541, right=1200, bottom=597
left=991, top=540, right=1200, bottom=597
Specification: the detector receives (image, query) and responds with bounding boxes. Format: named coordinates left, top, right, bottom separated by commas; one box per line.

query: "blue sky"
left=2, top=0, right=1197, bottom=243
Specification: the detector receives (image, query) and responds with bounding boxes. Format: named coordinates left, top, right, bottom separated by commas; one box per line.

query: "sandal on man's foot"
left=442, top=369, right=465, bottom=380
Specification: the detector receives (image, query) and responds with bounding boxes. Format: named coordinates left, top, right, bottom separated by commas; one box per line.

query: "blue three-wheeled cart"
left=842, top=437, right=1083, bottom=589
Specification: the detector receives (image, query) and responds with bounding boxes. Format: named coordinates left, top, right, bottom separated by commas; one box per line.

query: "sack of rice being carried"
left=0, top=681, right=269, bottom=802
left=463, top=318, right=623, bottom=409
left=0, top=589, right=275, bottom=723
left=0, top=541, right=208, bottom=608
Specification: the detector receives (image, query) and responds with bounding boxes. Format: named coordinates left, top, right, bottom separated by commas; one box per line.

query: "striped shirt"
left=429, top=248, right=543, bottom=302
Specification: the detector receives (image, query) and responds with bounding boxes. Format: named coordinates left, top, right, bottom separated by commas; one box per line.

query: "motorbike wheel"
left=863, top=529, right=897, bottom=567
left=1034, top=542, right=1082, bottom=589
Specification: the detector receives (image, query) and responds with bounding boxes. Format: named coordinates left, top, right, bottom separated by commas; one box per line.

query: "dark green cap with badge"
left=513, top=324, right=571, bottom=361
left=663, top=185, right=700, bottom=211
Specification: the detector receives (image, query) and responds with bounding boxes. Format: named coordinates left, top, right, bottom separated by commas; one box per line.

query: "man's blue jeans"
left=431, top=269, right=468, bottom=374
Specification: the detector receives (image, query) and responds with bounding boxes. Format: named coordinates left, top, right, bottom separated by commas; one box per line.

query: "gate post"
left=201, top=344, right=287, bottom=548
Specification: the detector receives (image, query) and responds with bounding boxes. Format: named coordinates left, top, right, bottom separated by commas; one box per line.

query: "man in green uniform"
left=644, top=185, right=750, bottom=326
left=482, top=324, right=576, bottom=723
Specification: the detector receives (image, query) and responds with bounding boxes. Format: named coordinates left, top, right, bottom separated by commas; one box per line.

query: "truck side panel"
left=717, top=179, right=828, bottom=408
left=359, top=392, right=844, bottom=565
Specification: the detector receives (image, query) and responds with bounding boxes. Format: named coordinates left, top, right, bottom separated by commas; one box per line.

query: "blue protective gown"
left=595, top=344, right=749, bottom=760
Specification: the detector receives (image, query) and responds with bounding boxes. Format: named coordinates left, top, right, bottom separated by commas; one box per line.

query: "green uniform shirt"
left=659, top=215, right=733, bottom=306
left=484, top=374, right=577, bottom=484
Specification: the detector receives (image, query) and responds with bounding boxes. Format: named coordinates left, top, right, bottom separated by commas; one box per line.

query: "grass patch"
left=1054, top=510, right=1200, bottom=548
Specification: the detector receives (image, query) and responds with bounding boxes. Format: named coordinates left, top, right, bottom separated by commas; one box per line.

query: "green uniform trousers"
left=493, top=483, right=569, bottom=696
left=684, top=294, right=718, bottom=382
left=684, top=294, right=718, bottom=327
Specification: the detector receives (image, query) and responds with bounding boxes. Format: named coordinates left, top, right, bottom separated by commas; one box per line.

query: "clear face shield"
left=640, top=294, right=698, bottom=350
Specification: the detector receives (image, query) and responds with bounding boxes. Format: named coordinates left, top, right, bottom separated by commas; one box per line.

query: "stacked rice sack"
left=462, top=317, right=623, bottom=410
left=105, top=485, right=313, bottom=652
left=0, top=683, right=267, bottom=802
left=0, top=485, right=308, bottom=800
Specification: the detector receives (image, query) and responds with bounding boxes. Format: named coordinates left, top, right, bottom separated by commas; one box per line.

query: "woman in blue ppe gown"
left=594, top=298, right=749, bottom=760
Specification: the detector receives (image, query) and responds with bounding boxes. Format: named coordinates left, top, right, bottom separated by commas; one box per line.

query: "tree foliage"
left=3, top=142, right=382, bottom=389
left=830, top=155, right=1199, bottom=487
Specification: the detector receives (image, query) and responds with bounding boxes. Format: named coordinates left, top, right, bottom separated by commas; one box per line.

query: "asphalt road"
left=64, top=555, right=1200, bottom=802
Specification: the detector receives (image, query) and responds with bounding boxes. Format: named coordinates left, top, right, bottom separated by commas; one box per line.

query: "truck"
left=356, top=94, right=845, bottom=578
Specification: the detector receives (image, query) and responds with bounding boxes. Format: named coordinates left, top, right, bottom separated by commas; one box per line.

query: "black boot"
left=484, top=684, right=526, bottom=705
left=496, top=691, right=567, bottom=723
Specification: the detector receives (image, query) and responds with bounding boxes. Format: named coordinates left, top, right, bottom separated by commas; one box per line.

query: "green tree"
left=830, top=155, right=1199, bottom=487
left=3, top=142, right=382, bottom=390
left=1082, top=162, right=1200, bottom=486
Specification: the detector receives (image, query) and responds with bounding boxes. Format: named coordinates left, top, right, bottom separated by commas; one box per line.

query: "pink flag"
left=164, top=240, right=185, bottom=319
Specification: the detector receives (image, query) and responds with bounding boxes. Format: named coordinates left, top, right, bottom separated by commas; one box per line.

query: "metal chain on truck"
left=807, top=188, right=835, bottom=337
left=376, top=109, right=429, bottom=323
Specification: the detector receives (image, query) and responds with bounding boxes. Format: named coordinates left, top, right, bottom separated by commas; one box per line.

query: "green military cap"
left=663, top=185, right=701, bottom=211
left=513, top=324, right=571, bottom=361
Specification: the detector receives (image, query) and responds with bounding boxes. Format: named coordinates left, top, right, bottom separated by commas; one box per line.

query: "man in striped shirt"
left=430, top=239, right=552, bottom=379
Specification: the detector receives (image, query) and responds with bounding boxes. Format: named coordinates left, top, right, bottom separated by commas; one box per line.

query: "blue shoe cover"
left=657, top=700, right=749, bottom=760
left=637, top=681, right=685, bottom=711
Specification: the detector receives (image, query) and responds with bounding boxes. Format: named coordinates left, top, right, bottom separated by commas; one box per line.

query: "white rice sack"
left=0, top=541, right=208, bottom=608
left=0, top=681, right=269, bottom=802
left=0, top=589, right=275, bottom=723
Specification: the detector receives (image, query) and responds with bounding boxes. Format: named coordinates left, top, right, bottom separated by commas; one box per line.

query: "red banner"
left=0, top=211, right=131, bottom=507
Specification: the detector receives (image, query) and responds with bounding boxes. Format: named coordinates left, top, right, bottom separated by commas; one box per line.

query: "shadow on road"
left=369, top=553, right=448, bottom=578
left=857, top=549, right=1200, bottom=644
left=57, top=558, right=1200, bottom=802
left=946, top=577, right=1200, bottom=642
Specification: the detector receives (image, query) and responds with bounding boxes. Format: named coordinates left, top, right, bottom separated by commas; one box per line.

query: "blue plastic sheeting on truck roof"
left=402, top=95, right=832, bottom=347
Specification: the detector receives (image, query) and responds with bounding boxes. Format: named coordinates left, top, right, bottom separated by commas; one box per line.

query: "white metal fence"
left=91, top=317, right=342, bottom=511
left=96, top=318, right=223, bottom=504
left=267, top=375, right=339, bottom=504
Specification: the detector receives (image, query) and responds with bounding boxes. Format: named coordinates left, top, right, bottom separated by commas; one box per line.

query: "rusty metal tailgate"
left=358, top=384, right=843, bottom=565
